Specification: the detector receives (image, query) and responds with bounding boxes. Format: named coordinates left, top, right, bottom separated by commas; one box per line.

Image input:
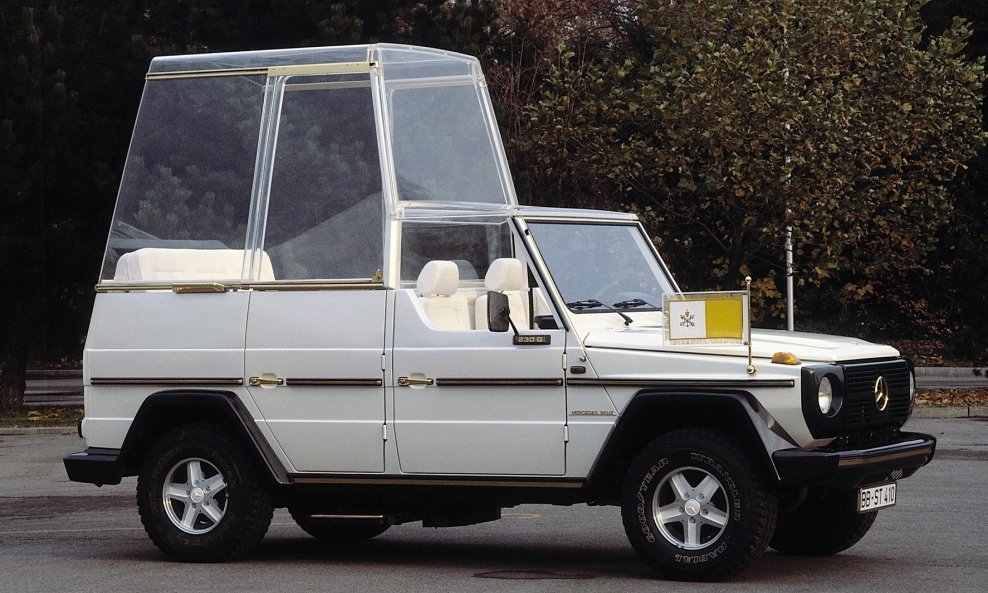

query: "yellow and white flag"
left=664, top=291, right=748, bottom=345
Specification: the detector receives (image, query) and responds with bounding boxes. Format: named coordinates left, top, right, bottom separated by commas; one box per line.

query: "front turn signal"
left=771, top=352, right=802, bottom=365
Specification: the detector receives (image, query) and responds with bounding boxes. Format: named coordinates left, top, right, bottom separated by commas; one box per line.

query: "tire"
left=137, top=423, right=273, bottom=562
left=288, top=507, right=390, bottom=543
left=770, top=489, right=878, bottom=556
left=621, top=428, right=778, bottom=581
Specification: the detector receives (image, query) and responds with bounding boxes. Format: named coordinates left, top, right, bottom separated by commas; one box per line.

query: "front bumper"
left=772, top=432, right=936, bottom=488
left=63, top=448, right=124, bottom=486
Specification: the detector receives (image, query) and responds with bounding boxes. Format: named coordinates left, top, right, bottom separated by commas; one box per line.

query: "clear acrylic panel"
left=100, top=75, right=264, bottom=281
left=400, top=219, right=513, bottom=285
left=262, top=73, right=384, bottom=280
left=390, top=84, right=507, bottom=204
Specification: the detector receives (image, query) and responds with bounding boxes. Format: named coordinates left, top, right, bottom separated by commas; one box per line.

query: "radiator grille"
left=842, top=360, right=911, bottom=431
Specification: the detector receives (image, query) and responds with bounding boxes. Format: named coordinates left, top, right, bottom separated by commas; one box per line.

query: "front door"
left=391, top=290, right=567, bottom=475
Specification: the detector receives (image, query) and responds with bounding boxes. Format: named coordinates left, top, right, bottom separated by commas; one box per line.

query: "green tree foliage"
left=132, top=0, right=496, bottom=54
left=517, top=0, right=985, bottom=331
left=922, top=0, right=988, bottom=361
left=0, top=0, right=76, bottom=410
left=484, top=0, right=624, bottom=201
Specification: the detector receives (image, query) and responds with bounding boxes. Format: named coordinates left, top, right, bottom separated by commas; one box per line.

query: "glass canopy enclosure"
left=100, top=44, right=516, bottom=284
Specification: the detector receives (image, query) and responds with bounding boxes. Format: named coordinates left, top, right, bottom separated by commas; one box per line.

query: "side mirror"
left=487, top=291, right=511, bottom=333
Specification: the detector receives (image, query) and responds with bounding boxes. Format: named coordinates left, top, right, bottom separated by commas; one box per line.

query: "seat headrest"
left=485, top=258, right=526, bottom=292
left=112, top=248, right=276, bottom=282
left=417, top=260, right=459, bottom=296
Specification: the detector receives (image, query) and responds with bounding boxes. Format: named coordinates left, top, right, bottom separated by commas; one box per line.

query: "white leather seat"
left=113, top=248, right=275, bottom=282
left=475, top=258, right=529, bottom=331
left=416, top=260, right=472, bottom=330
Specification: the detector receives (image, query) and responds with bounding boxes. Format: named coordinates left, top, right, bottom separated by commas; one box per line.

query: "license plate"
left=858, top=482, right=896, bottom=513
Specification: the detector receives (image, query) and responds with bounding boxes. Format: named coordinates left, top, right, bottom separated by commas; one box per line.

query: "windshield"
left=527, top=222, right=676, bottom=312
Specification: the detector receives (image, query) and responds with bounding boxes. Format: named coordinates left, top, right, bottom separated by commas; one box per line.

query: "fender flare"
left=585, top=390, right=793, bottom=500
left=117, top=389, right=290, bottom=484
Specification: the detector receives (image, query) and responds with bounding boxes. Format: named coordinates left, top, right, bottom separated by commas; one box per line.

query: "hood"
left=582, top=327, right=899, bottom=364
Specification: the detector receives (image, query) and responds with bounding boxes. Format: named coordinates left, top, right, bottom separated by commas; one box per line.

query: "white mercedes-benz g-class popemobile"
left=64, top=44, right=936, bottom=581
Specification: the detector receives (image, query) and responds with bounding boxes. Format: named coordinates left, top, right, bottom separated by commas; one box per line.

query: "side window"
left=400, top=220, right=513, bottom=285
left=400, top=220, right=562, bottom=332
left=390, top=85, right=507, bottom=204
left=263, top=73, right=383, bottom=280
left=101, top=75, right=264, bottom=282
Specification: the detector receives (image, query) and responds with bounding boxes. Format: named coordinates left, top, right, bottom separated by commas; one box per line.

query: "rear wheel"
left=621, top=428, right=778, bottom=581
left=770, top=489, right=878, bottom=555
left=289, top=507, right=389, bottom=543
left=137, top=423, right=273, bottom=562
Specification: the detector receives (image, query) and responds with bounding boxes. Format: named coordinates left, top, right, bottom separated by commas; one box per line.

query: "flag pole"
left=745, top=276, right=755, bottom=375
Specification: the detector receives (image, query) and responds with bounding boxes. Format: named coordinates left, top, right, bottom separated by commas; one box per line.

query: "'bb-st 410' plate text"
left=858, top=482, right=896, bottom=513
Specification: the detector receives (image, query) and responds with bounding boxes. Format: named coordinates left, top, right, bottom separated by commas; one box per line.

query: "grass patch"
left=0, top=407, right=83, bottom=428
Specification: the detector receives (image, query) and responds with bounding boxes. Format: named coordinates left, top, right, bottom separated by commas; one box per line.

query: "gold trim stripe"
left=146, top=67, right=269, bottom=80
left=435, top=378, right=563, bottom=387
left=95, top=281, right=385, bottom=293
left=96, top=282, right=240, bottom=293
left=566, top=378, right=795, bottom=389
left=173, top=283, right=228, bottom=294
left=144, top=61, right=378, bottom=81
left=285, top=379, right=383, bottom=387
left=309, top=514, right=386, bottom=521
left=268, top=61, right=377, bottom=77
left=248, top=281, right=385, bottom=292
left=91, top=377, right=244, bottom=387
left=292, top=476, right=584, bottom=489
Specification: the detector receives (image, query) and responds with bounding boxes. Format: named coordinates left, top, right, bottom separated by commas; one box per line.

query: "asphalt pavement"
left=915, top=366, right=988, bottom=388
left=0, top=417, right=985, bottom=593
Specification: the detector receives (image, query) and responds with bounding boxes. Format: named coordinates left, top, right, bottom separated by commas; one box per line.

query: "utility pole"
left=783, top=12, right=795, bottom=332
left=786, top=219, right=794, bottom=331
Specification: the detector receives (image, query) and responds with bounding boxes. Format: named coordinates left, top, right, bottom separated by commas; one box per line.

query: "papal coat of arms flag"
left=663, top=291, right=748, bottom=345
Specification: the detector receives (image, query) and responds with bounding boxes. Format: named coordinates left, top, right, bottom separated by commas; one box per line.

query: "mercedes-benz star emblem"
left=874, top=376, right=890, bottom=412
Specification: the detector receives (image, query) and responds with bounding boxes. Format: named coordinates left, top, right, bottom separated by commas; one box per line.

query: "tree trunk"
left=1, top=297, right=31, bottom=412
left=0, top=354, right=27, bottom=412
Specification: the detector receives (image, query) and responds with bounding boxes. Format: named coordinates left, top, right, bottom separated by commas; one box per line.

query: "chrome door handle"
left=398, top=376, right=434, bottom=387
left=249, top=373, right=284, bottom=387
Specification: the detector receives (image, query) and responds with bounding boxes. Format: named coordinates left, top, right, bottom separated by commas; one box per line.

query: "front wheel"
left=770, top=489, right=878, bottom=555
left=621, top=428, right=778, bottom=581
left=137, top=423, right=273, bottom=562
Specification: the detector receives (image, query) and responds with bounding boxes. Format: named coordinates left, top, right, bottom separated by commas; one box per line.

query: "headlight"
left=818, top=376, right=834, bottom=415
left=801, top=366, right=847, bottom=438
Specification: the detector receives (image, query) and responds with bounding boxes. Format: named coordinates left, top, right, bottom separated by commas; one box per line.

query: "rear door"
left=244, top=63, right=388, bottom=473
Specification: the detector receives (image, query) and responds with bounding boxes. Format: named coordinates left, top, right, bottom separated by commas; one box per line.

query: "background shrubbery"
left=1, top=0, right=985, bottom=407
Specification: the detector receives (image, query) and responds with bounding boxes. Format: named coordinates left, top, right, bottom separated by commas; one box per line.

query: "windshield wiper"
left=612, top=298, right=658, bottom=310
left=566, top=299, right=606, bottom=311
left=566, top=299, right=634, bottom=326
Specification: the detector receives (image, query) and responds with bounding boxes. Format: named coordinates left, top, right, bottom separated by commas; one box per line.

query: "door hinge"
left=383, top=424, right=388, bottom=441
left=562, top=351, right=567, bottom=370
left=564, top=425, right=569, bottom=443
